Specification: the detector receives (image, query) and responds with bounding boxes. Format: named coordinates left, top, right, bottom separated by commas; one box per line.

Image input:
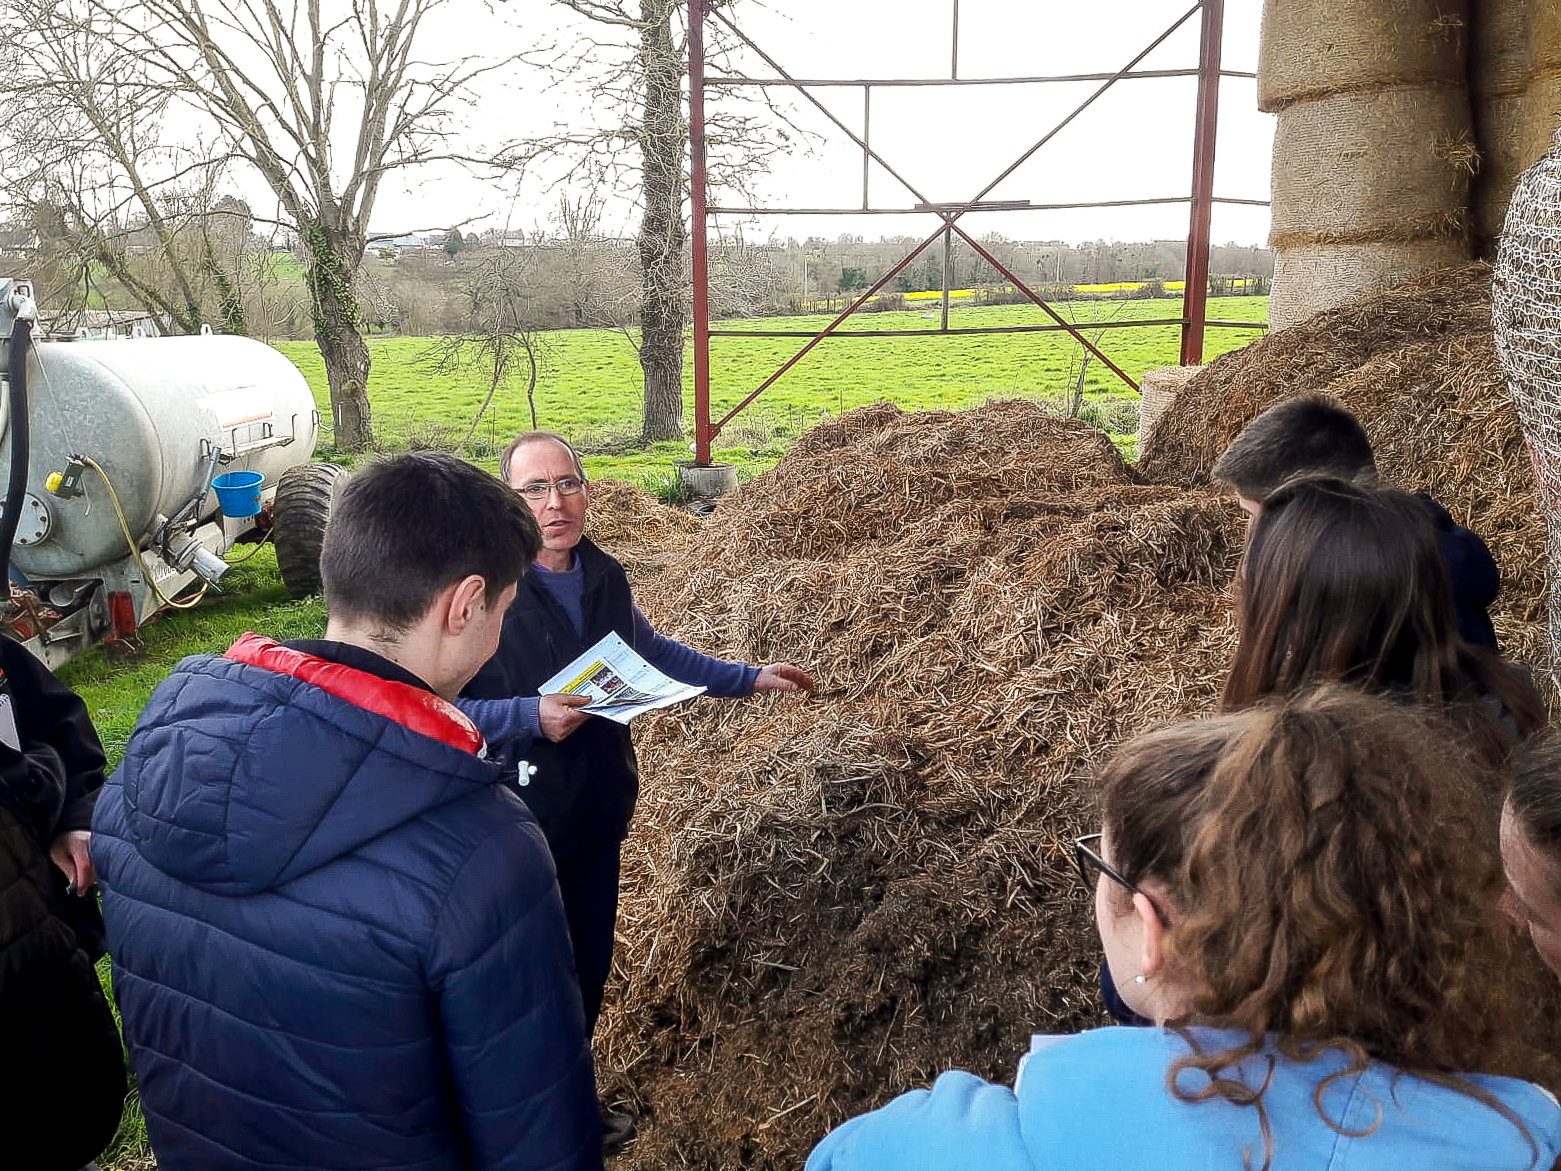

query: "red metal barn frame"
left=687, top=0, right=1267, bottom=465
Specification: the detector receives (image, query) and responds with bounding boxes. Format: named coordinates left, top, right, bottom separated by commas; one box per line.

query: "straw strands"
left=591, top=402, right=1244, bottom=1170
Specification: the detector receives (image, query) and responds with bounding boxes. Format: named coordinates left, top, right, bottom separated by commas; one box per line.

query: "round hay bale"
left=1259, top=0, right=1467, bottom=111
left=1268, top=238, right=1471, bottom=330
left=1471, top=0, right=1532, bottom=99
left=1269, top=85, right=1474, bottom=244
left=1473, top=75, right=1561, bottom=244
left=1493, top=137, right=1561, bottom=684
left=1136, top=366, right=1199, bottom=455
left=1534, top=2, right=1561, bottom=80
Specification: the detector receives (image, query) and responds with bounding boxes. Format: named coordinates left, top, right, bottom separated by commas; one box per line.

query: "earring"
left=1133, top=975, right=1147, bottom=985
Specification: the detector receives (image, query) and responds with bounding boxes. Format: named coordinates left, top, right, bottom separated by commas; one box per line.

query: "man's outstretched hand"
left=753, top=664, right=817, bottom=694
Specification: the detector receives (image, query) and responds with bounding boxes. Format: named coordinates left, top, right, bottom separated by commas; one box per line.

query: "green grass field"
left=65, top=294, right=1265, bottom=1170
left=276, top=297, right=1267, bottom=478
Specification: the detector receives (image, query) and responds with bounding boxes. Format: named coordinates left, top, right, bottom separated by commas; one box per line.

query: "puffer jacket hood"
left=118, top=639, right=495, bottom=895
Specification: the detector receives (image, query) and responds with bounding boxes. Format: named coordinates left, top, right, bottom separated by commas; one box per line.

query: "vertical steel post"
left=951, top=0, right=960, bottom=79
left=862, top=86, right=872, bottom=210
left=1180, top=0, right=1222, bottom=366
left=941, top=225, right=952, bottom=332
left=690, top=0, right=714, bottom=463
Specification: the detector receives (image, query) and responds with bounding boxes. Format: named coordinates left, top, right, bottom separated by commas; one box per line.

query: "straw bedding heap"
left=589, top=402, right=1245, bottom=1169
left=579, top=262, right=1558, bottom=1169
left=581, top=478, right=702, bottom=594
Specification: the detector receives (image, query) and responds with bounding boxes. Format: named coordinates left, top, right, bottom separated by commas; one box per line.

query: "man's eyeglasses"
left=1073, top=833, right=1167, bottom=922
left=515, top=477, right=586, bottom=501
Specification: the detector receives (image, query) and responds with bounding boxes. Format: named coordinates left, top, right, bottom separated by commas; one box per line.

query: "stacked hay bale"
left=1139, top=261, right=1547, bottom=665
left=1261, top=0, right=1475, bottom=329
left=1471, top=0, right=1561, bottom=249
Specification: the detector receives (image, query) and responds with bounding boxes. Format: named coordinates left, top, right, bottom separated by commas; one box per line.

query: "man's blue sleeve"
left=455, top=696, right=542, bottom=755
left=631, top=606, right=759, bottom=697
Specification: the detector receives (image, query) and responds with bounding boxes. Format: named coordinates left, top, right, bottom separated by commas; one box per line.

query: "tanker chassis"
left=0, top=278, right=345, bottom=668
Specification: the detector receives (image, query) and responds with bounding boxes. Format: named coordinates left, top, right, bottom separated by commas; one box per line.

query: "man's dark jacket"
left=0, top=636, right=125, bottom=1171
left=464, top=537, right=637, bottom=859
left=93, top=635, right=602, bottom=1171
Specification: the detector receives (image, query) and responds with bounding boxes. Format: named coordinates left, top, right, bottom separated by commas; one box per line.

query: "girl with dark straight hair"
left=1222, top=478, right=1543, bottom=764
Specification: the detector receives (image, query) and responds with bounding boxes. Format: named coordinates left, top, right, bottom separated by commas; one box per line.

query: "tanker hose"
left=0, top=316, right=32, bottom=592
left=79, top=455, right=209, bottom=612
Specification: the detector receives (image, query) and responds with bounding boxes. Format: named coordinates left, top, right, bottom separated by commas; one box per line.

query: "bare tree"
left=7, top=0, right=528, bottom=451
left=0, top=6, right=247, bottom=335
left=421, top=247, right=550, bottom=446
left=517, top=0, right=797, bottom=443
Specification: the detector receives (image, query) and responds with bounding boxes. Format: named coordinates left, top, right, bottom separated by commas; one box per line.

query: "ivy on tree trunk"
left=637, top=0, right=686, bottom=444
left=304, top=220, right=374, bottom=452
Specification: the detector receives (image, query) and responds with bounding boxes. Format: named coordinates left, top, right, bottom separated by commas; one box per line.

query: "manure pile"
left=582, top=478, right=701, bottom=595
left=1139, top=261, right=1547, bottom=664
left=596, top=402, right=1244, bottom=1169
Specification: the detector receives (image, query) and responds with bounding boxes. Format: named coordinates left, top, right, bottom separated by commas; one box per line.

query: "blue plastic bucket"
left=212, top=470, right=264, bottom=518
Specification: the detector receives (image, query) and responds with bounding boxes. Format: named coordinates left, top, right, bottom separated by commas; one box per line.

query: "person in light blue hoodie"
left=807, top=686, right=1561, bottom=1171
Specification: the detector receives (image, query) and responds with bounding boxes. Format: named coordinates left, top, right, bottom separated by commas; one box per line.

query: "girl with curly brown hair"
left=805, top=688, right=1561, bottom=1171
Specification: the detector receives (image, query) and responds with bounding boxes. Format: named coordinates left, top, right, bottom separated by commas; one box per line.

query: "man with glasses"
left=459, top=430, right=815, bottom=1157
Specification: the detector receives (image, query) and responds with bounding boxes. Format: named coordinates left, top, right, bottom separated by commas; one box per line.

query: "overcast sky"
left=364, top=0, right=1272, bottom=248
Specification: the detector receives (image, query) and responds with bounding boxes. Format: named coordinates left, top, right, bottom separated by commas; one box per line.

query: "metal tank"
left=4, top=332, right=319, bottom=578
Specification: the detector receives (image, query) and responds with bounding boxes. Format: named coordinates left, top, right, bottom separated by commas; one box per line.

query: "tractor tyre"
left=272, top=462, right=349, bottom=599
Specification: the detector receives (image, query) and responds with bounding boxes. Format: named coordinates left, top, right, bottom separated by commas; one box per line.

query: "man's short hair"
left=320, top=451, right=541, bottom=631
left=499, top=431, right=586, bottom=484
left=1212, top=395, right=1378, bottom=502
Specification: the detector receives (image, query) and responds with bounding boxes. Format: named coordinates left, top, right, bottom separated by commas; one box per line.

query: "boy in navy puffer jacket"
left=94, top=453, right=602, bottom=1171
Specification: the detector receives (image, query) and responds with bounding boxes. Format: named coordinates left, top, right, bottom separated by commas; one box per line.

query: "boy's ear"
left=444, top=574, right=488, bottom=633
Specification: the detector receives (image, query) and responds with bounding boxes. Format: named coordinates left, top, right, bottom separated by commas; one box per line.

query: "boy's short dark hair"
left=320, top=452, right=541, bottom=631
left=499, top=431, right=585, bottom=484
left=1212, top=395, right=1378, bottom=502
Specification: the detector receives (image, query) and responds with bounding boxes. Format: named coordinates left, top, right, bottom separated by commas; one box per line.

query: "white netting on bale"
left=1492, top=134, right=1561, bottom=686
left=1258, top=0, right=1468, bottom=111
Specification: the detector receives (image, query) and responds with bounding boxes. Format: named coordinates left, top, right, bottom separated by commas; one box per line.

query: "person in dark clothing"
left=94, top=452, right=602, bottom=1171
left=0, top=634, right=126, bottom=1171
left=459, top=431, right=815, bottom=1154
left=1213, top=394, right=1501, bottom=649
